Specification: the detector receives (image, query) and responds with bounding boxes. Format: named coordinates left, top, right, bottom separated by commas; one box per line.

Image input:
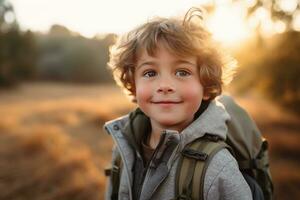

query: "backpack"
left=105, top=95, right=274, bottom=200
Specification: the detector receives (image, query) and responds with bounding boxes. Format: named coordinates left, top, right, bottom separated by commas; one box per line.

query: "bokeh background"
left=0, top=0, right=299, bottom=199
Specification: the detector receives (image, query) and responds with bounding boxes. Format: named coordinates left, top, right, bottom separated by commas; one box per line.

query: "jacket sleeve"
left=204, top=149, right=253, bottom=200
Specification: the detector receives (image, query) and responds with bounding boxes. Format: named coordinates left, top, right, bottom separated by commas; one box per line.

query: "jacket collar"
left=104, top=99, right=230, bottom=150
left=122, top=108, right=151, bottom=154
left=179, top=99, right=230, bottom=148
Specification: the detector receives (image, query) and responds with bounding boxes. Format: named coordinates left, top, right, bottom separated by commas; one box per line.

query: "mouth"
left=151, top=100, right=183, bottom=104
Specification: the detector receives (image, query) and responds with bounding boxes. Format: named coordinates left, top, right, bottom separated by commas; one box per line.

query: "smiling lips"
left=151, top=100, right=183, bottom=104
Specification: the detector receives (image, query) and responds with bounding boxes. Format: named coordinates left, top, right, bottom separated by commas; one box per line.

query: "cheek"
left=181, top=83, right=204, bottom=107
left=135, top=81, right=152, bottom=103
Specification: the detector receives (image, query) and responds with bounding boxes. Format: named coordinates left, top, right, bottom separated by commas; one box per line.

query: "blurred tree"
left=0, top=0, right=18, bottom=32
left=36, top=24, right=115, bottom=83
left=246, top=0, right=300, bottom=31
left=228, top=0, right=300, bottom=114
left=259, top=31, right=300, bottom=113
left=206, top=0, right=300, bottom=32
left=49, top=24, right=72, bottom=36
left=0, top=0, right=37, bottom=87
left=233, top=31, right=300, bottom=114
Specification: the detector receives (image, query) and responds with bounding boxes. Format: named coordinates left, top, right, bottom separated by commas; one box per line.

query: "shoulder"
left=103, top=114, right=129, bottom=134
left=204, top=148, right=236, bottom=187
left=103, top=107, right=144, bottom=134
left=204, top=148, right=252, bottom=200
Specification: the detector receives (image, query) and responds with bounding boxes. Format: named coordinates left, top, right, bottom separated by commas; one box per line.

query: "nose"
left=157, top=78, right=175, bottom=94
left=158, top=86, right=174, bottom=94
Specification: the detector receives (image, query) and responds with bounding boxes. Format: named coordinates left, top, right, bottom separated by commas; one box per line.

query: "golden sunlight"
left=206, top=3, right=251, bottom=45
left=11, top=0, right=300, bottom=43
left=11, top=0, right=252, bottom=42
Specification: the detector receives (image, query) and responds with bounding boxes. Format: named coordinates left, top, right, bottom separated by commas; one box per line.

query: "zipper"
left=147, top=131, right=167, bottom=169
left=138, top=131, right=174, bottom=200
left=136, top=131, right=167, bottom=200
left=136, top=163, right=147, bottom=200
left=134, top=151, right=145, bottom=200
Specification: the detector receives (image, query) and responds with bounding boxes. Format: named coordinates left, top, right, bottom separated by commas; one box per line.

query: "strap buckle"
left=104, top=165, right=119, bottom=176
left=204, top=134, right=222, bottom=142
left=181, top=148, right=208, bottom=161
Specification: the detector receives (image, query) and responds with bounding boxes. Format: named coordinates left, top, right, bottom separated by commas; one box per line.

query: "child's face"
left=134, top=42, right=209, bottom=132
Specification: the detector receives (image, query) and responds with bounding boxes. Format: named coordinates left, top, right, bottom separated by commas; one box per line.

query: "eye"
left=143, top=70, right=157, bottom=78
left=175, top=70, right=191, bottom=77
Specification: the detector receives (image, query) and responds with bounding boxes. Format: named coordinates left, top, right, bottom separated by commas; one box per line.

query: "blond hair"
left=108, top=7, right=236, bottom=101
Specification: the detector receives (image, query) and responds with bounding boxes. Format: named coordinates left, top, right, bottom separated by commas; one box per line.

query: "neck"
left=148, top=124, right=163, bottom=149
left=148, top=119, right=191, bottom=149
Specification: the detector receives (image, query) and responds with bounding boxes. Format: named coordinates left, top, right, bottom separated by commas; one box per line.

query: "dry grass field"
left=0, top=82, right=299, bottom=200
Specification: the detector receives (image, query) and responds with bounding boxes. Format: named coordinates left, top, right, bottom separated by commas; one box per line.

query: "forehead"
left=137, top=41, right=197, bottom=63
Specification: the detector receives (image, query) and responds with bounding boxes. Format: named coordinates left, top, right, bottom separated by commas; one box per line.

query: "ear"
left=131, top=95, right=137, bottom=103
left=203, top=93, right=210, bottom=100
left=130, top=87, right=137, bottom=103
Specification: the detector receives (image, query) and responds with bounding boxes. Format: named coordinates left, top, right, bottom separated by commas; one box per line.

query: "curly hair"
left=107, top=7, right=236, bottom=101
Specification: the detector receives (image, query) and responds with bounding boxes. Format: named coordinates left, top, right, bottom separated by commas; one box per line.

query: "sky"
left=10, top=0, right=208, bottom=36
left=8, top=0, right=300, bottom=45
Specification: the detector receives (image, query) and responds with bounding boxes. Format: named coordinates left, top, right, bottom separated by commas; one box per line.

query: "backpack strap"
left=175, top=135, right=230, bottom=200
left=104, top=151, right=122, bottom=200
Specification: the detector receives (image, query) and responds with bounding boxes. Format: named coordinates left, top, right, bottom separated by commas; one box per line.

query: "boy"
left=104, top=7, right=252, bottom=200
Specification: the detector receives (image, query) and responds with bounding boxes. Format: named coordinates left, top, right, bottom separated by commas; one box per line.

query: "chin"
left=157, top=119, right=182, bottom=128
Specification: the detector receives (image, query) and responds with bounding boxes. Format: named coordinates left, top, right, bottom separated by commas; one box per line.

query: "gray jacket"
left=104, top=99, right=252, bottom=200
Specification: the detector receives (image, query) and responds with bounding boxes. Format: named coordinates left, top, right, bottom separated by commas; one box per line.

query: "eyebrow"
left=174, top=60, right=197, bottom=66
left=137, top=61, right=157, bottom=70
left=137, top=59, right=197, bottom=70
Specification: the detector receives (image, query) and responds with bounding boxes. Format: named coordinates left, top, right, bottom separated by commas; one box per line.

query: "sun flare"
left=10, top=0, right=252, bottom=42
left=206, top=3, right=251, bottom=45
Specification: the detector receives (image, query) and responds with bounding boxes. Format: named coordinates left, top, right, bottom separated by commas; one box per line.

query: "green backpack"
left=105, top=95, right=274, bottom=200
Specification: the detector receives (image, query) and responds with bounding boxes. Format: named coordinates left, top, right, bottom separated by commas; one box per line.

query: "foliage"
left=246, top=0, right=300, bottom=31
left=0, top=0, right=37, bottom=86
left=36, top=25, right=116, bottom=83
left=0, top=0, right=115, bottom=86
left=232, top=31, right=300, bottom=114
